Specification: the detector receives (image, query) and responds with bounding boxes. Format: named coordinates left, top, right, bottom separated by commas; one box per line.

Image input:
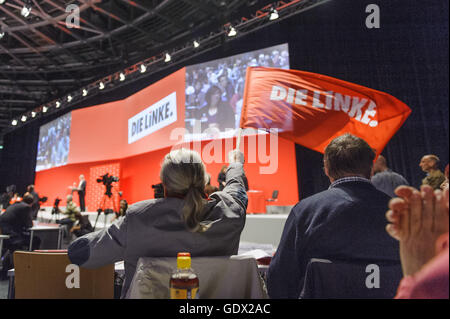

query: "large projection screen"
left=185, top=43, right=289, bottom=141
left=36, top=112, right=72, bottom=172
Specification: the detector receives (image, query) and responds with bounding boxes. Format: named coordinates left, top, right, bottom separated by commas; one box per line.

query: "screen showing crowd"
left=35, top=112, right=71, bottom=172
left=184, top=43, right=289, bottom=140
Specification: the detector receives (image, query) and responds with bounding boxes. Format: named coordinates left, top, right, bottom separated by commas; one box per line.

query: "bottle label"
left=170, top=287, right=199, bottom=299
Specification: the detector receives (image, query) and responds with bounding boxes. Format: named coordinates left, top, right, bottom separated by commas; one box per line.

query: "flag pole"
left=236, top=127, right=243, bottom=151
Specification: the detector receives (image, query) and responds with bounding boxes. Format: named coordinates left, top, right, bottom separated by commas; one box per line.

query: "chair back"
left=13, top=250, right=114, bottom=299
left=299, top=258, right=402, bottom=299
left=126, top=255, right=268, bottom=299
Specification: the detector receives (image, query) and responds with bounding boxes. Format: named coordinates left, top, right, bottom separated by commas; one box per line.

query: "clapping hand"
left=386, top=185, right=449, bottom=276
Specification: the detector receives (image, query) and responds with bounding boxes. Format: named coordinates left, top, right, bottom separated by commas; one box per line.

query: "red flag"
left=240, top=67, right=411, bottom=155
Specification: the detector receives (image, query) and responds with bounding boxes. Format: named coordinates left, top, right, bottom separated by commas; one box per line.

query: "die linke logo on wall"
left=128, top=92, right=177, bottom=144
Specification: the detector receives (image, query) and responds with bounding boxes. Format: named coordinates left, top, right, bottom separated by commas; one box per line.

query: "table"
left=247, top=190, right=266, bottom=214
left=28, top=223, right=63, bottom=251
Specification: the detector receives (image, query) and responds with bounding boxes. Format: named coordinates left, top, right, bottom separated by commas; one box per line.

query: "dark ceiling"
left=0, top=0, right=327, bottom=137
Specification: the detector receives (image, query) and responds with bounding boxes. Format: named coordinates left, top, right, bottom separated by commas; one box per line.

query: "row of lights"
left=9, top=4, right=281, bottom=127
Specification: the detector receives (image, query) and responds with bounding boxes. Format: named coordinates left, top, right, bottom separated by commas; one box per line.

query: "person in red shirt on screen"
left=386, top=184, right=449, bottom=299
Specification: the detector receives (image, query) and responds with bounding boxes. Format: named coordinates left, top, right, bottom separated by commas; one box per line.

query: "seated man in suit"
left=267, top=134, right=400, bottom=298
left=0, top=192, right=39, bottom=252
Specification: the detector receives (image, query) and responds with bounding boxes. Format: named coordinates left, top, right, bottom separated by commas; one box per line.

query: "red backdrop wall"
left=35, top=136, right=298, bottom=210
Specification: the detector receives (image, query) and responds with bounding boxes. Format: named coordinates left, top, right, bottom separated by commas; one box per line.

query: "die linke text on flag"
left=239, top=67, right=412, bottom=155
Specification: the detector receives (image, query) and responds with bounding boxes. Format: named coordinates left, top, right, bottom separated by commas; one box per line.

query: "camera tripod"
left=94, top=185, right=118, bottom=231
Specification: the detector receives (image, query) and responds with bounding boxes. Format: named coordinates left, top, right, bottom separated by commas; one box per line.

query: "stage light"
left=269, top=8, right=279, bottom=20
left=67, top=95, right=72, bottom=102
left=99, top=82, right=105, bottom=90
left=227, top=26, right=237, bottom=37
left=0, top=0, right=6, bottom=4
left=31, top=111, right=36, bottom=118
left=164, top=53, right=171, bottom=63
left=55, top=101, right=61, bottom=108
left=193, top=40, right=200, bottom=48
left=82, top=89, right=88, bottom=96
left=43, top=106, right=48, bottom=113
left=140, top=64, right=147, bottom=73
left=11, top=119, right=18, bottom=126
left=0, top=31, right=5, bottom=40
left=21, top=5, right=32, bottom=18
left=21, top=115, right=27, bottom=122
left=119, top=72, right=126, bottom=81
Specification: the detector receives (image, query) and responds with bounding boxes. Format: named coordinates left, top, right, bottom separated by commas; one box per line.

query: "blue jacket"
left=267, top=178, right=400, bottom=299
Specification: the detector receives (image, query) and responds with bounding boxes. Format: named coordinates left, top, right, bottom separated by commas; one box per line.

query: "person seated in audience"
left=267, top=134, right=400, bottom=298
left=204, top=174, right=219, bottom=197
left=9, top=193, right=22, bottom=205
left=218, top=165, right=227, bottom=191
left=70, top=211, right=94, bottom=238
left=0, top=193, right=39, bottom=252
left=57, top=195, right=80, bottom=238
left=371, top=155, right=409, bottom=197
left=419, top=154, right=446, bottom=190
left=386, top=184, right=449, bottom=298
left=111, top=199, right=128, bottom=223
left=68, top=148, right=248, bottom=298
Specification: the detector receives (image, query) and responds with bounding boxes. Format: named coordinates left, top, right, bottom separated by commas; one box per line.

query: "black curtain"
left=1, top=0, right=448, bottom=201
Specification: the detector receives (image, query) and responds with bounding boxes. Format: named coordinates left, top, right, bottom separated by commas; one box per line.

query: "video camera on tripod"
left=96, top=173, right=119, bottom=197
left=94, top=173, right=120, bottom=230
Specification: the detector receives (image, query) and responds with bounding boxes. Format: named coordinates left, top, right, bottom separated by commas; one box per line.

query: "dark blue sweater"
left=267, top=180, right=400, bottom=298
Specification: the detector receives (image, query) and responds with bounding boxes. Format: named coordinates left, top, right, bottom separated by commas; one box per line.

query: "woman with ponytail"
left=68, top=148, right=248, bottom=298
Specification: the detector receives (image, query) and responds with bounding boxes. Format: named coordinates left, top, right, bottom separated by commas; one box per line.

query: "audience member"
left=0, top=192, right=38, bottom=252
left=111, top=199, right=128, bottom=223
left=371, top=155, right=409, bottom=197
left=218, top=165, right=227, bottom=191
left=70, top=211, right=94, bottom=238
left=267, top=134, right=400, bottom=298
left=68, top=148, right=248, bottom=298
left=27, top=184, right=40, bottom=220
left=420, top=155, right=446, bottom=190
left=57, top=195, right=80, bottom=237
left=386, top=184, right=449, bottom=298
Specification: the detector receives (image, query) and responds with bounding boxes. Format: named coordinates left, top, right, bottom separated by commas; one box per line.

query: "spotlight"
left=67, top=95, right=72, bottom=102
left=82, top=89, right=88, bottom=96
left=99, top=82, right=105, bottom=90
left=0, top=0, right=5, bottom=4
left=31, top=111, right=36, bottom=118
left=193, top=40, right=200, bottom=48
left=164, top=53, right=171, bottom=63
left=21, top=115, right=27, bottom=122
left=269, top=8, right=279, bottom=21
left=227, top=26, right=237, bottom=37
left=119, top=72, right=126, bottom=81
left=0, top=32, right=4, bottom=40
left=56, top=101, right=61, bottom=108
left=21, top=5, right=32, bottom=18
left=11, top=119, right=18, bottom=126
left=140, top=64, right=147, bottom=73
left=43, top=106, right=48, bottom=113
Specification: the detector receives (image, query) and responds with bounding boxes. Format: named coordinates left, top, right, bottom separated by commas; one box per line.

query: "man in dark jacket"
left=267, top=134, right=400, bottom=298
left=0, top=192, right=35, bottom=251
